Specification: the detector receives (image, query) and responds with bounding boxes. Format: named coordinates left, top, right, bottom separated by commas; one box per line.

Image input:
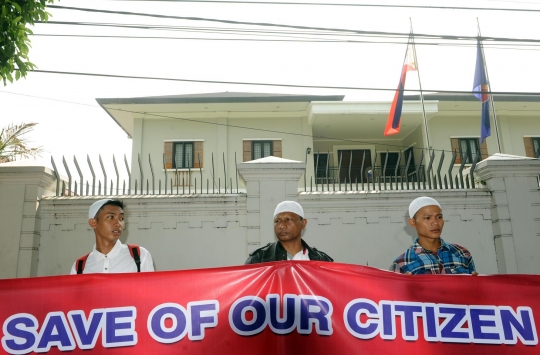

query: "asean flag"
left=473, top=39, right=491, bottom=144
left=384, top=44, right=417, bottom=136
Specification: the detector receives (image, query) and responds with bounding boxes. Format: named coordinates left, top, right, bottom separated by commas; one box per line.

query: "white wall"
left=35, top=187, right=496, bottom=276
left=2, top=155, right=538, bottom=279
left=0, top=164, right=57, bottom=278
left=299, top=190, right=497, bottom=273
left=131, top=115, right=314, bottom=192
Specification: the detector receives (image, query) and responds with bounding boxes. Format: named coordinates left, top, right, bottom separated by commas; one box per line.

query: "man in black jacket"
left=245, top=201, right=333, bottom=264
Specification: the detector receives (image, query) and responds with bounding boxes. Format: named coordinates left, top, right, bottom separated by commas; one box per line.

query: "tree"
left=1, top=0, right=55, bottom=85
left=0, top=123, right=43, bottom=163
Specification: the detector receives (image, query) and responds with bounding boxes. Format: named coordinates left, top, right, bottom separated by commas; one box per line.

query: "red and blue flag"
left=384, top=44, right=417, bottom=136
left=473, top=39, right=491, bottom=143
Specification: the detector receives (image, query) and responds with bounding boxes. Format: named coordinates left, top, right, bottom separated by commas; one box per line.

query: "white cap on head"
left=409, top=196, right=441, bottom=218
left=88, top=199, right=113, bottom=219
left=274, top=201, right=304, bottom=219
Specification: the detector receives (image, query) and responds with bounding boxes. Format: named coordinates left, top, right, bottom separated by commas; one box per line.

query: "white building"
left=0, top=92, right=539, bottom=279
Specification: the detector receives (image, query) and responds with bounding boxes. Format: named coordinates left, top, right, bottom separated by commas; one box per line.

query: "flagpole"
left=476, top=18, right=502, bottom=153
left=409, top=18, right=431, bottom=150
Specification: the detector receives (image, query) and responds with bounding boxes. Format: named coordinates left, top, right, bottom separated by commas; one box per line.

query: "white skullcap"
left=409, top=196, right=441, bottom=218
left=88, top=199, right=113, bottom=219
left=274, top=201, right=304, bottom=219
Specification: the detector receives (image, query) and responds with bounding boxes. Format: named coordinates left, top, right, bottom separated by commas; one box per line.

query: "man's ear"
left=302, top=218, right=308, bottom=229
left=88, top=218, right=97, bottom=229
left=407, top=218, right=416, bottom=229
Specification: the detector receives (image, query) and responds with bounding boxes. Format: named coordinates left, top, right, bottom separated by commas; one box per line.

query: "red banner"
left=1, top=262, right=539, bottom=354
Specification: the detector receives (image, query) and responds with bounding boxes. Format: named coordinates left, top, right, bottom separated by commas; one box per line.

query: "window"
left=450, top=138, right=488, bottom=164
left=459, top=138, right=480, bottom=164
left=404, top=147, right=416, bottom=174
left=252, top=141, right=272, bottom=160
left=243, top=140, right=282, bottom=161
left=380, top=152, right=400, bottom=176
left=337, top=149, right=372, bottom=182
left=174, top=142, right=193, bottom=168
left=164, top=141, right=203, bottom=169
left=313, top=153, right=329, bottom=179
left=524, top=137, right=540, bottom=158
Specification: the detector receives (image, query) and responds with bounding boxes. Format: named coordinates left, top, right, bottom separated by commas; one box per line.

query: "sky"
left=1, top=0, right=540, bottom=182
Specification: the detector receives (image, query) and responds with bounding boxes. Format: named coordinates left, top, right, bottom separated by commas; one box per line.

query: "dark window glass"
left=173, top=142, right=194, bottom=168
left=532, top=137, right=540, bottom=158
left=252, top=141, right=273, bottom=160
left=313, top=153, right=329, bottom=178
left=459, top=138, right=480, bottom=164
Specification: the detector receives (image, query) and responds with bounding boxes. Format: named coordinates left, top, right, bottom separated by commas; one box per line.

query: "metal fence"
left=50, top=152, right=241, bottom=197
left=306, top=149, right=483, bottom=192
left=50, top=148, right=484, bottom=197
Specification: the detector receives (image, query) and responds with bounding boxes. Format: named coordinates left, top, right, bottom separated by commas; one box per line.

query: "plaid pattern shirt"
left=391, top=238, right=476, bottom=275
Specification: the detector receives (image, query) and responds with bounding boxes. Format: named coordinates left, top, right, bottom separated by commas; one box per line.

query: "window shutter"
left=243, top=140, right=252, bottom=162
left=273, top=140, right=282, bottom=158
left=479, top=139, right=488, bottom=160
left=164, top=142, right=173, bottom=169
left=450, top=138, right=461, bottom=164
left=193, top=141, right=204, bottom=168
left=524, top=137, right=535, bottom=158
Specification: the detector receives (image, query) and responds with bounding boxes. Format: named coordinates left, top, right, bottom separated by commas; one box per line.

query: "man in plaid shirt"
left=392, top=196, right=477, bottom=275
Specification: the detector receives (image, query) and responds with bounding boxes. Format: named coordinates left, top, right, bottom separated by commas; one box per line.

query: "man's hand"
left=472, top=271, right=479, bottom=276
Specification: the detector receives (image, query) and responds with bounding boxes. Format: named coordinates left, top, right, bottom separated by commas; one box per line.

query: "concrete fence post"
left=237, top=157, right=305, bottom=254
left=475, top=154, right=540, bottom=274
left=0, top=163, right=60, bottom=278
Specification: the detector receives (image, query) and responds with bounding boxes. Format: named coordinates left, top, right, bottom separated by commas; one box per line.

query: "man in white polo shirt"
left=70, top=199, right=154, bottom=274
left=245, top=201, right=333, bottom=264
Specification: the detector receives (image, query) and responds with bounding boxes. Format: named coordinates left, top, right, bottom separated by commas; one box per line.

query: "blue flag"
left=473, top=40, right=491, bottom=143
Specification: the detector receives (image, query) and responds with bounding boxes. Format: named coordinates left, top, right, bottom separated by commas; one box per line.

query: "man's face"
left=274, top=212, right=307, bottom=243
left=88, top=204, right=125, bottom=244
left=408, top=205, right=444, bottom=242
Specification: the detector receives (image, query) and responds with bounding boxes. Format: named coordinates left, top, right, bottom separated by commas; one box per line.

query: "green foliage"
left=0, top=0, right=55, bottom=85
left=0, top=122, right=43, bottom=163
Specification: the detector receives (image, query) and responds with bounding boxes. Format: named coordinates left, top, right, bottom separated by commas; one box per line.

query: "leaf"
left=12, top=16, right=22, bottom=24
left=15, top=70, right=20, bottom=80
left=12, top=2, right=22, bottom=13
left=6, top=72, right=13, bottom=83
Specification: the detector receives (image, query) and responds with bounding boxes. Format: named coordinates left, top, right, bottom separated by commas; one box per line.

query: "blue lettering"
left=1, top=314, right=38, bottom=355
left=423, top=305, right=438, bottom=341
left=470, top=307, right=501, bottom=343
left=147, top=303, right=188, bottom=344
left=104, top=307, right=137, bottom=348
left=229, top=297, right=267, bottom=336
left=188, top=301, right=219, bottom=341
left=67, top=310, right=104, bottom=350
left=267, top=294, right=297, bottom=334
left=439, top=306, right=470, bottom=342
left=298, top=296, right=333, bottom=335
left=500, top=307, right=538, bottom=345
left=343, top=298, right=380, bottom=339
left=380, top=302, right=395, bottom=340
left=394, top=304, right=423, bottom=340
left=35, top=312, right=75, bottom=352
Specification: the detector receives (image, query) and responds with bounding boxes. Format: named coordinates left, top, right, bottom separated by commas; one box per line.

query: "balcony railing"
left=307, top=148, right=483, bottom=191
left=315, top=165, right=426, bottom=185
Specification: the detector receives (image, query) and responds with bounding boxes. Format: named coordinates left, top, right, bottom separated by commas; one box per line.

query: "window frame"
left=173, top=141, right=194, bottom=169
left=459, top=138, right=481, bottom=164
left=313, top=153, right=329, bottom=178
left=532, top=137, right=540, bottom=158
left=251, top=140, right=273, bottom=160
